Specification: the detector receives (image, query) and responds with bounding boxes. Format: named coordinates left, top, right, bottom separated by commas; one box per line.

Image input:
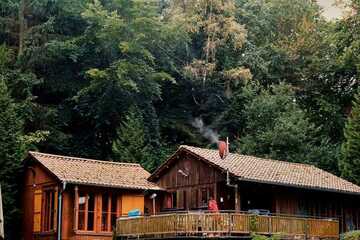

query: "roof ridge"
left=180, top=145, right=315, bottom=168
left=29, top=151, right=141, bottom=167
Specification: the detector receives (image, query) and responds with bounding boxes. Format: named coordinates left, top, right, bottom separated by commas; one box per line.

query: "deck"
left=116, top=212, right=339, bottom=239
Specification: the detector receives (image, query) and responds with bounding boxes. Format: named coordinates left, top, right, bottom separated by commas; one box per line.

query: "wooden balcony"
left=116, top=212, right=339, bottom=239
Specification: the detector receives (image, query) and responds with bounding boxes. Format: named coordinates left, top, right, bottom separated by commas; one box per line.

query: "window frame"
left=39, top=186, right=57, bottom=233
left=42, top=189, right=56, bottom=232
left=75, top=188, right=120, bottom=233
left=100, top=193, right=110, bottom=232
left=77, top=192, right=96, bottom=232
left=100, top=193, right=118, bottom=232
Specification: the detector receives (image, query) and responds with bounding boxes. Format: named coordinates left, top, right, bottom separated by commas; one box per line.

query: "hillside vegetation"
left=0, top=0, right=359, bottom=238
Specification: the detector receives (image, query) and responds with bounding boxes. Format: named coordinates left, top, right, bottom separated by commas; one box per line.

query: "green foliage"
left=340, top=90, right=360, bottom=185
left=249, top=215, right=258, bottom=232
left=251, top=233, right=281, bottom=240
left=0, top=78, right=24, bottom=239
left=342, top=231, right=360, bottom=240
left=112, top=106, right=152, bottom=169
left=237, top=83, right=339, bottom=172
left=0, top=0, right=360, bottom=237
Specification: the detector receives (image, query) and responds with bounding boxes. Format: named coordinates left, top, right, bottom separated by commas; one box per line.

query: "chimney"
left=218, top=137, right=229, bottom=159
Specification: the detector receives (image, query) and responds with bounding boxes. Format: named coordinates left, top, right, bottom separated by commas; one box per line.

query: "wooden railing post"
left=269, top=216, right=272, bottom=234
left=228, top=212, right=231, bottom=235
left=305, top=219, right=309, bottom=240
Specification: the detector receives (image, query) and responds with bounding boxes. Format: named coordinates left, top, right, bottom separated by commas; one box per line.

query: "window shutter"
left=33, top=189, right=42, bottom=232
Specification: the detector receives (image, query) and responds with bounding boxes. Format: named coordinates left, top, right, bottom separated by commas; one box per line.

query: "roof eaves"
left=28, top=152, right=64, bottom=183
left=29, top=151, right=142, bottom=168
left=237, top=176, right=360, bottom=196
left=148, top=147, right=185, bottom=181
left=61, top=179, right=163, bottom=191
left=171, top=146, right=360, bottom=196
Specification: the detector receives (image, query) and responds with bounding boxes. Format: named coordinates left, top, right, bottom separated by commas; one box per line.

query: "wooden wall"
left=22, top=162, right=59, bottom=240
left=154, top=151, right=228, bottom=210
left=22, top=160, right=152, bottom=240
left=152, top=151, right=360, bottom=233
left=238, top=181, right=360, bottom=233
left=62, top=185, right=147, bottom=240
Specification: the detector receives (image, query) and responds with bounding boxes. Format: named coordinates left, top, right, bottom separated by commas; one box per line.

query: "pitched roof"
left=29, top=151, right=161, bottom=191
left=150, top=145, right=360, bottom=195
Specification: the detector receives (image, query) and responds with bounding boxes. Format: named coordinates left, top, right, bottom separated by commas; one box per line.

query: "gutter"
left=57, top=181, right=66, bottom=240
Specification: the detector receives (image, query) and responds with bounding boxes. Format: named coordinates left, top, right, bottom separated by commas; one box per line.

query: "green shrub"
left=249, top=215, right=258, bottom=232
left=251, top=233, right=281, bottom=240
left=342, top=231, right=360, bottom=240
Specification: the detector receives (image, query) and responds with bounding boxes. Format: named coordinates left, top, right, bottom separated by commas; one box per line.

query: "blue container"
left=128, top=209, right=141, bottom=217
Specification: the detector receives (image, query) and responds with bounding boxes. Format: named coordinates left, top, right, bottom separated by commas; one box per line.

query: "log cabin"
left=22, top=151, right=162, bottom=240
left=143, top=145, right=360, bottom=235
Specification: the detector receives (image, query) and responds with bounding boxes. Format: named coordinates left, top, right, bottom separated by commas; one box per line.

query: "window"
left=78, top=192, right=95, bottom=231
left=43, top=190, right=56, bottom=231
left=190, top=188, right=198, bottom=209
left=111, top=195, right=118, bottom=228
left=171, top=192, right=177, bottom=208
left=101, top=193, right=118, bottom=232
left=101, top=194, right=109, bottom=231
left=200, top=187, right=214, bottom=207
left=76, top=190, right=120, bottom=232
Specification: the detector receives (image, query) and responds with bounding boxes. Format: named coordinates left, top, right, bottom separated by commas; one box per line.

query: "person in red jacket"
left=207, top=196, right=220, bottom=236
left=208, top=196, right=219, bottom=212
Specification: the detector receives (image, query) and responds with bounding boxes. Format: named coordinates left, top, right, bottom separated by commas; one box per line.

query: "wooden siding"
left=121, top=194, right=144, bottom=215
left=155, top=151, right=225, bottom=210
left=23, top=162, right=59, bottom=240
left=22, top=160, right=152, bottom=240
left=152, top=151, right=360, bottom=233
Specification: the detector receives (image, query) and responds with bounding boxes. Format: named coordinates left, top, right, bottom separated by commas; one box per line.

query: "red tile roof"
left=29, top=151, right=161, bottom=190
left=150, top=145, right=360, bottom=195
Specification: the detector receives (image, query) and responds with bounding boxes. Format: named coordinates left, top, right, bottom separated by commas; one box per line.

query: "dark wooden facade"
left=22, top=161, right=155, bottom=240
left=151, top=150, right=360, bottom=233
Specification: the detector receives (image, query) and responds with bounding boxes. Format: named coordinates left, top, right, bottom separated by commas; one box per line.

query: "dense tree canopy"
left=0, top=0, right=359, bottom=238
left=341, top=89, right=360, bottom=185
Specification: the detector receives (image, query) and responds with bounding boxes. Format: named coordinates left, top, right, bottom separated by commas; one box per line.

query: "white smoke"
left=192, top=118, right=219, bottom=144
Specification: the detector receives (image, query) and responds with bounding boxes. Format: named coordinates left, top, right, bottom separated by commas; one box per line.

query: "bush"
left=342, top=231, right=360, bottom=240
left=251, top=233, right=281, bottom=240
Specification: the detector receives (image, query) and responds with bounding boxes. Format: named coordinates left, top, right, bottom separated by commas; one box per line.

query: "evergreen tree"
left=0, top=78, right=24, bottom=239
left=340, top=89, right=360, bottom=185
left=237, top=83, right=339, bottom=172
left=112, top=106, right=153, bottom=170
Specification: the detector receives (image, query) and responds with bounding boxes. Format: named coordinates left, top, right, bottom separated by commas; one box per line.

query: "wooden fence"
left=116, top=212, right=339, bottom=239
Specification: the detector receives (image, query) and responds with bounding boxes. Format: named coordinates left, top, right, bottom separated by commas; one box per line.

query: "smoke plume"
left=192, top=118, right=219, bottom=144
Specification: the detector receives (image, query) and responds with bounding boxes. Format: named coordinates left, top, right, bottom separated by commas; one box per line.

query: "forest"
left=0, top=0, right=359, bottom=238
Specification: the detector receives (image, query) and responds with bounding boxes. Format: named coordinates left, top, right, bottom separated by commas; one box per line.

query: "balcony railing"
left=116, top=211, right=339, bottom=239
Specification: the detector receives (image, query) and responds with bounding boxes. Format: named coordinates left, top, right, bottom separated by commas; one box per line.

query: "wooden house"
left=22, top=152, right=161, bottom=240
left=145, top=145, right=360, bottom=234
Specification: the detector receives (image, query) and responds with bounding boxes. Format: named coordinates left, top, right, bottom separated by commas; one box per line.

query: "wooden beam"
left=84, top=194, right=88, bottom=231
left=73, top=186, right=78, bottom=231
left=107, top=195, right=111, bottom=232
left=54, top=187, right=58, bottom=232
left=235, top=186, right=241, bottom=212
